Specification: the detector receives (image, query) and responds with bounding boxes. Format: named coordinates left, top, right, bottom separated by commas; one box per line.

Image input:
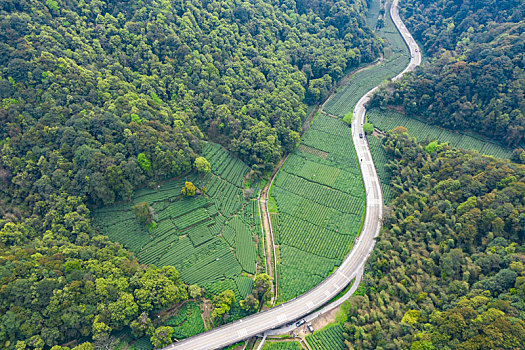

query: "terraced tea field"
left=262, top=341, right=302, bottom=350
left=367, top=108, right=514, bottom=159
left=165, top=302, right=206, bottom=340
left=305, top=323, right=345, bottom=350
left=271, top=112, right=365, bottom=302
left=324, top=0, right=409, bottom=118
left=93, top=143, right=261, bottom=300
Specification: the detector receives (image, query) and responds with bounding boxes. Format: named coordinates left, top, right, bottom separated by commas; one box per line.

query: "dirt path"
left=258, top=155, right=288, bottom=305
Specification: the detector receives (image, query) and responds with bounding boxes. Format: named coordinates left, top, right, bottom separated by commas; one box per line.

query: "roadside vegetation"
left=369, top=0, right=525, bottom=156
left=340, top=128, right=525, bottom=349
left=367, top=108, right=515, bottom=159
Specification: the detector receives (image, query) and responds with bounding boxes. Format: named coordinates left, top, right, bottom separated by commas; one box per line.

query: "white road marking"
left=237, top=328, right=248, bottom=338
left=277, top=314, right=287, bottom=324
left=338, top=270, right=351, bottom=281
left=307, top=301, right=315, bottom=309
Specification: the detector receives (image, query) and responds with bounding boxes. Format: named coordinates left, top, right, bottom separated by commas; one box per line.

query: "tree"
left=188, top=285, right=202, bottom=299
left=132, top=202, right=156, bottom=227
left=254, top=274, right=271, bottom=301
left=194, top=157, right=211, bottom=174
left=343, top=112, right=354, bottom=125
left=150, top=326, right=174, bottom=348
left=211, top=290, right=236, bottom=321
left=363, top=122, right=374, bottom=135
left=425, top=141, right=439, bottom=154
left=137, top=153, right=152, bottom=172
left=130, top=312, right=153, bottom=338
left=240, top=294, right=259, bottom=312
left=181, top=181, right=196, bottom=196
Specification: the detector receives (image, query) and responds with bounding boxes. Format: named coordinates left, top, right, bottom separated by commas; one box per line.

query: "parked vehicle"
left=359, top=133, right=363, bottom=138
left=307, top=323, right=314, bottom=332
left=295, top=319, right=306, bottom=327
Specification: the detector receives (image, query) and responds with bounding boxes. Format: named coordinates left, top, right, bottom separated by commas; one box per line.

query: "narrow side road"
left=258, top=154, right=288, bottom=305
left=163, top=0, right=420, bottom=348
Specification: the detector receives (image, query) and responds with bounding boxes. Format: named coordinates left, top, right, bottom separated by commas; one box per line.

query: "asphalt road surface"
left=163, top=1, right=420, bottom=349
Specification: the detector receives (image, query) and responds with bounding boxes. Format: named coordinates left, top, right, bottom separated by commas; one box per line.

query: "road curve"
left=163, top=1, right=420, bottom=349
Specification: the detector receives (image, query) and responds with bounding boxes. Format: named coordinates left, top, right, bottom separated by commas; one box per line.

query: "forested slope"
left=0, top=0, right=380, bottom=209
left=0, top=0, right=382, bottom=348
left=342, top=129, right=525, bottom=349
left=369, top=0, right=525, bottom=153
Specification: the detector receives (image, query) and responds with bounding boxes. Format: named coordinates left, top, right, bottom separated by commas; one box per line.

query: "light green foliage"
left=425, top=140, right=439, bottom=153
left=137, top=153, right=152, bottom=172
left=150, top=91, right=162, bottom=105
left=410, top=340, right=436, bottom=350
left=271, top=112, right=365, bottom=301
left=188, top=285, right=202, bottom=299
left=181, top=181, right=196, bottom=196
left=401, top=310, right=421, bottom=325
left=343, top=111, right=354, bottom=125
left=456, top=196, right=477, bottom=216
left=363, top=122, right=374, bottom=135
left=130, top=113, right=142, bottom=123
left=194, top=157, right=211, bottom=174
left=211, top=290, right=236, bottom=321
left=150, top=326, right=174, bottom=348
left=46, top=0, right=59, bottom=11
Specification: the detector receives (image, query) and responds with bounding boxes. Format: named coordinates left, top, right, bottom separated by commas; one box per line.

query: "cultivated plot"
left=271, top=113, right=365, bottom=302
left=367, top=108, right=514, bottom=159
left=324, top=0, right=410, bottom=118
left=94, top=143, right=261, bottom=301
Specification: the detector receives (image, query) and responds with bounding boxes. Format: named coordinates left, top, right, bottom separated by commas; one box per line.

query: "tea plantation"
left=271, top=112, right=365, bottom=302
left=93, top=143, right=261, bottom=301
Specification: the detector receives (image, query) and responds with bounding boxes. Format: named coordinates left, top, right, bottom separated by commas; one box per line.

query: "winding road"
left=163, top=1, right=421, bottom=348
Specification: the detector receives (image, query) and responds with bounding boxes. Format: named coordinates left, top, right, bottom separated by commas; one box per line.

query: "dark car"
left=359, top=133, right=363, bottom=138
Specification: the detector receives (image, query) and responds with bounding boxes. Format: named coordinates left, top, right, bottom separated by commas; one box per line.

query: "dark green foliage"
left=370, top=0, right=525, bottom=149
left=342, top=130, right=525, bottom=349
left=132, top=201, right=155, bottom=226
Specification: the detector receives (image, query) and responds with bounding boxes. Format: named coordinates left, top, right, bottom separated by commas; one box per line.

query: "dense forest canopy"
left=369, top=0, right=525, bottom=151
left=344, top=129, right=525, bottom=349
left=0, top=0, right=381, bottom=209
left=0, top=0, right=382, bottom=348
